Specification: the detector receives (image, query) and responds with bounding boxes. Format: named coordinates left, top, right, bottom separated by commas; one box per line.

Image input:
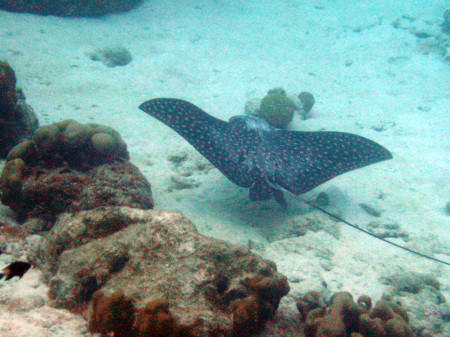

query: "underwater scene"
left=0, top=0, right=449, bottom=336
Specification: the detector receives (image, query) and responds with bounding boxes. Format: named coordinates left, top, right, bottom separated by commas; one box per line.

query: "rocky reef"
left=391, top=10, right=450, bottom=63
left=0, top=60, right=39, bottom=158
left=0, top=120, right=153, bottom=224
left=33, top=207, right=290, bottom=336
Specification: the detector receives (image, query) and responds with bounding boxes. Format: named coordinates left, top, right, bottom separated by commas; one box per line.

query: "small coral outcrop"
left=360, top=300, right=412, bottom=337
left=297, top=291, right=414, bottom=337
left=231, top=266, right=290, bottom=336
left=259, top=91, right=296, bottom=129
left=244, top=87, right=315, bottom=128
left=0, top=60, right=39, bottom=158
left=0, top=120, right=153, bottom=223
left=88, top=46, right=133, bottom=67
left=298, top=91, right=315, bottom=115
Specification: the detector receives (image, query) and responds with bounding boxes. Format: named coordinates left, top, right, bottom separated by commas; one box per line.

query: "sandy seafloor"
left=0, top=0, right=449, bottom=335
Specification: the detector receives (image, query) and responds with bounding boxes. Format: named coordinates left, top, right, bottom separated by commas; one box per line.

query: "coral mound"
left=0, top=120, right=153, bottom=223
left=0, top=60, right=39, bottom=158
left=297, top=291, right=414, bottom=337
left=259, top=91, right=296, bottom=129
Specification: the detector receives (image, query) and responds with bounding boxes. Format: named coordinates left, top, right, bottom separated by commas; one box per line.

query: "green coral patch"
left=259, top=92, right=296, bottom=129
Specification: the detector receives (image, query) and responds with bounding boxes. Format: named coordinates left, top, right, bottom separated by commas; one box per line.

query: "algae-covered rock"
left=0, top=60, right=39, bottom=157
left=245, top=88, right=315, bottom=124
left=32, top=123, right=61, bottom=156
left=0, top=60, right=17, bottom=114
left=385, top=271, right=440, bottom=294
left=0, top=121, right=151, bottom=222
left=259, top=92, right=296, bottom=129
left=35, top=207, right=289, bottom=336
left=90, top=133, right=116, bottom=153
left=0, top=158, right=27, bottom=207
left=267, top=87, right=287, bottom=96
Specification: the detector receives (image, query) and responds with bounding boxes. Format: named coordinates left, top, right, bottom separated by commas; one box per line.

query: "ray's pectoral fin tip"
left=139, top=98, right=392, bottom=207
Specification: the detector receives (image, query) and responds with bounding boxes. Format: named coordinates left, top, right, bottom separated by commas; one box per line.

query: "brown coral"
left=89, top=291, right=200, bottom=337
left=233, top=296, right=260, bottom=337
left=304, top=292, right=364, bottom=337
left=132, top=298, right=177, bottom=337
left=89, top=290, right=135, bottom=337
left=363, top=300, right=413, bottom=337
left=299, top=292, right=414, bottom=337
left=297, top=290, right=324, bottom=321
left=225, top=270, right=290, bottom=335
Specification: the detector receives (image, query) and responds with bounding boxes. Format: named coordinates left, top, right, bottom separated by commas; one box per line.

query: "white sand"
left=1, top=0, right=449, bottom=335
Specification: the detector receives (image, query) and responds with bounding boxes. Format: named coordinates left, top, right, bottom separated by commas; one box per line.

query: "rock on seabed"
left=33, top=207, right=290, bottom=336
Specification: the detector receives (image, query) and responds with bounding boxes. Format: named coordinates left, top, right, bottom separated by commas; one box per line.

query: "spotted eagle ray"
left=138, top=98, right=450, bottom=266
left=139, top=98, right=392, bottom=207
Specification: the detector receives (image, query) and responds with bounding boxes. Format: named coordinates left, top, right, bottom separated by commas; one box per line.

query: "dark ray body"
left=139, top=98, right=392, bottom=206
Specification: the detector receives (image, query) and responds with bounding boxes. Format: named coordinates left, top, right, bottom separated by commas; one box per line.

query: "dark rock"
left=359, top=203, right=383, bottom=217
left=315, top=191, right=330, bottom=207
left=298, top=91, right=315, bottom=114
left=20, top=162, right=153, bottom=225
left=0, top=0, right=143, bottom=17
left=0, top=60, right=39, bottom=158
left=444, top=201, right=450, bottom=216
